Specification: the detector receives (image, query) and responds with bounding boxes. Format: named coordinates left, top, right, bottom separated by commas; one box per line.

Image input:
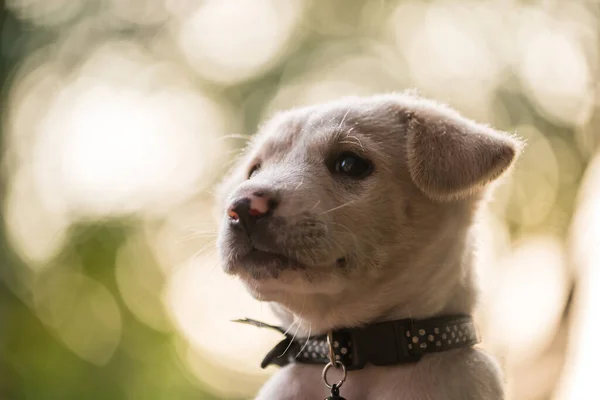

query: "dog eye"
left=248, top=164, right=261, bottom=179
left=333, top=152, right=372, bottom=178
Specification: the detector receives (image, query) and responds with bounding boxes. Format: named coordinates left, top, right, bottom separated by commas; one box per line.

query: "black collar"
left=236, top=314, right=479, bottom=371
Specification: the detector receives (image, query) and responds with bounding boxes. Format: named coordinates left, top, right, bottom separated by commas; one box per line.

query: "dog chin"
left=234, top=265, right=348, bottom=303
left=220, top=248, right=348, bottom=300
left=234, top=270, right=304, bottom=301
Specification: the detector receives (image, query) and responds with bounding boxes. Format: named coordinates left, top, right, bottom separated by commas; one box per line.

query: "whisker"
left=340, top=135, right=365, bottom=152
left=337, top=108, right=351, bottom=130
left=309, top=200, right=321, bottom=212
left=319, top=200, right=356, bottom=215
left=186, top=239, right=217, bottom=262
left=279, top=316, right=302, bottom=358
left=282, top=317, right=297, bottom=337
left=180, top=227, right=219, bottom=235
left=177, top=232, right=218, bottom=243
left=295, top=320, right=312, bottom=359
left=218, top=133, right=251, bottom=142
left=294, top=178, right=304, bottom=191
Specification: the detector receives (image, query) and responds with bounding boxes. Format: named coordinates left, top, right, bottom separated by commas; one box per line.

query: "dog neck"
left=269, top=227, right=478, bottom=337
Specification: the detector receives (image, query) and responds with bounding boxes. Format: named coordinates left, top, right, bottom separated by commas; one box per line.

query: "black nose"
left=227, top=191, right=278, bottom=234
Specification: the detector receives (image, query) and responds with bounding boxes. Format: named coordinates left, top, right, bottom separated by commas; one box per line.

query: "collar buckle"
left=347, top=320, right=421, bottom=370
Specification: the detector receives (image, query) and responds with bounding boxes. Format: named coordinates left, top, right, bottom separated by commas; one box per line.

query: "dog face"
left=216, top=93, right=521, bottom=304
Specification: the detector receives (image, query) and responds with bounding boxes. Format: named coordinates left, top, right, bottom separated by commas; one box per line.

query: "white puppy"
left=216, top=93, right=522, bottom=399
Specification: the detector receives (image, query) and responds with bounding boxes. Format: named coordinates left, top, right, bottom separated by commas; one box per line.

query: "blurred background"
left=1, top=0, right=599, bottom=399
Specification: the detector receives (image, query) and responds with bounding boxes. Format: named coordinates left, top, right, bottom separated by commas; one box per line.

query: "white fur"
left=216, top=93, right=522, bottom=399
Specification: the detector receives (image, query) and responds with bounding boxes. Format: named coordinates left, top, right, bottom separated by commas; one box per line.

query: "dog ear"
left=404, top=102, right=523, bottom=201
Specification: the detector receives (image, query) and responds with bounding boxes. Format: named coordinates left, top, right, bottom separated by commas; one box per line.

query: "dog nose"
left=227, top=191, right=278, bottom=234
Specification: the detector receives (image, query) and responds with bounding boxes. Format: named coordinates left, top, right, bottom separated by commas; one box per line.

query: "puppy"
left=216, top=93, right=521, bottom=400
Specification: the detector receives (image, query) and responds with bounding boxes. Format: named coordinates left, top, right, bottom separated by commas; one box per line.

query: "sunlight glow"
left=178, top=0, right=305, bottom=84
left=4, top=167, right=70, bottom=267
left=554, top=154, right=600, bottom=400
left=517, top=7, right=595, bottom=126
left=166, top=254, right=279, bottom=396
left=502, top=125, right=559, bottom=227
left=395, top=2, right=501, bottom=118
left=36, top=83, right=225, bottom=217
left=486, top=237, right=568, bottom=365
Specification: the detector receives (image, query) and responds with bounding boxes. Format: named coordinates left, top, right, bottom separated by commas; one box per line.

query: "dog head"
left=216, top=93, right=522, bottom=328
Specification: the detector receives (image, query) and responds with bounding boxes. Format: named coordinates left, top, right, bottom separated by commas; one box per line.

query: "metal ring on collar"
left=322, top=361, right=347, bottom=389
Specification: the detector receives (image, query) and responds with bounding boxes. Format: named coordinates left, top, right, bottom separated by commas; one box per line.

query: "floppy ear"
left=404, top=102, right=523, bottom=201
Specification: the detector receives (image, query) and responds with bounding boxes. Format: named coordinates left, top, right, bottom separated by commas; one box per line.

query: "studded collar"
left=236, top=314, right=479, bottom=371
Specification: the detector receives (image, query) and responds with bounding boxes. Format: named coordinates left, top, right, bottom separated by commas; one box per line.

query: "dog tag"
left=325, top=384, right=346, bottom=400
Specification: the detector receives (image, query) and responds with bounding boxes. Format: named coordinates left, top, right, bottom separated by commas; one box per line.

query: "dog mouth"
left=234, top=247, right=307, bottom=274
left=219, top=221, right=347, bottom=278
left=247, top=248, right=297, bottom=264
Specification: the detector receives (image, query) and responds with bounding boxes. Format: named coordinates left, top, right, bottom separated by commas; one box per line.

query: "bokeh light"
left=32, top=270, right=122, bottom=366
left=178, top=0, right=306, bottom=85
